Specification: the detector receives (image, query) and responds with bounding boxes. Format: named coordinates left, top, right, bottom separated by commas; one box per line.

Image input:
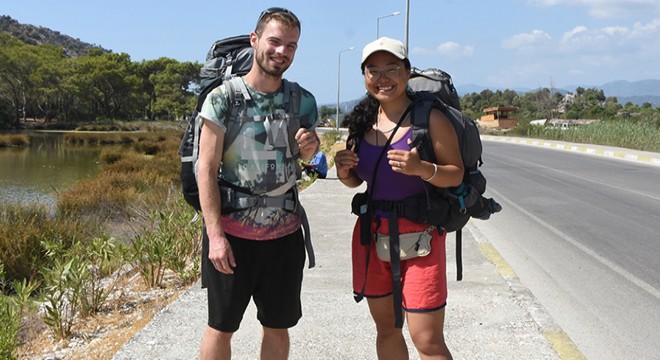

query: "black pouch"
left=351, top=191, right=369, bottom=216
left=398, top=190, right=451, bottom=226
left=351, top=191, right=372, bottom=246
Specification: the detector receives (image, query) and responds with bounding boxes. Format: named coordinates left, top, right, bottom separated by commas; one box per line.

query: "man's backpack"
left=178, top=35, right=253, bottom=212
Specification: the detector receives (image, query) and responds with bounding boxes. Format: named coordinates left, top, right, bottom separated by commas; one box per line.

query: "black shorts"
left=201, top=226, right=306, bottom=332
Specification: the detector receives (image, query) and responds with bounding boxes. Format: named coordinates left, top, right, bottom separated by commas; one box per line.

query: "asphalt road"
left=472, top=137, right=660, bottom=360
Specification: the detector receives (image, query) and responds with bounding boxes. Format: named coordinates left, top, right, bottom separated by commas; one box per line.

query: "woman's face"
left=362, top=51, right=410, bottom=103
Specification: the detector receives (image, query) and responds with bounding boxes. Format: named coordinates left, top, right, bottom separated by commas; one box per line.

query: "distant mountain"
left=456, top=79, right=660, bottom=107
left=598, top=79, right=660, bottom=97
left=0, top=15, right=108, bottom=57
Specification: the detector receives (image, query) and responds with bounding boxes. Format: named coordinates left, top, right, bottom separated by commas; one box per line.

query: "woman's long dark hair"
left=341, top=94, right=379, bottom=142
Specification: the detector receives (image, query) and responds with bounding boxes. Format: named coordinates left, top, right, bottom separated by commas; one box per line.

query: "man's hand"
left=208, top=235, right=236, bottom=274
left=296, top=128, right=319, bottom=161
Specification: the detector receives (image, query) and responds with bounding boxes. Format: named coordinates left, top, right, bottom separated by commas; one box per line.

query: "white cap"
left=361, top=37, right=407, bottom=65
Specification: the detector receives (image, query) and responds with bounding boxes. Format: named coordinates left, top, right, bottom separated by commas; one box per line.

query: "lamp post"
left=377, top=11, right=401, bottom=38
left=336, top=47, right=355, bottom=131
left=404, top=0, right=409, bottom=50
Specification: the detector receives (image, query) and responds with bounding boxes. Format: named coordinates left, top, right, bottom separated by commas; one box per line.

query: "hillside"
left=0, top=15, right=108, bottom=57
left=456, top=80, right=660, bottom=107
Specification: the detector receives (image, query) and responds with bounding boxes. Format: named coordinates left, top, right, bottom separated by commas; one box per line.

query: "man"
left=196, top=7, right=318, bottom=360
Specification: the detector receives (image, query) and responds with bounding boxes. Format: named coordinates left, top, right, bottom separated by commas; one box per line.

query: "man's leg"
left=260, top=326, right=289, bottom=360
left=200, top=326, right=233, bottom=360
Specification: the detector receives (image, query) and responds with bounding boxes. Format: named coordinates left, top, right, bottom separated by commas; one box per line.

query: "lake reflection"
left=0, top=132, right=102, bottom=205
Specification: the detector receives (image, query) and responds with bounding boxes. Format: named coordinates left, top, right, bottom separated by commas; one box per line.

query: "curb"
left=481, top=135, right=660, bottom=167
left=469, top=224, right=586, bottom=360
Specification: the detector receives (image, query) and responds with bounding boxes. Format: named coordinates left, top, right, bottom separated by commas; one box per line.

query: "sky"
left=3, top=0, right=660, bottom=105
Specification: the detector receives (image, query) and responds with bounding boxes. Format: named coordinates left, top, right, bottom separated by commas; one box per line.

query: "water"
left=0, top=132, right=102, bottom=206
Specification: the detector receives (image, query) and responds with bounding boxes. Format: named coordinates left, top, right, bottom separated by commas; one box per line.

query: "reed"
left=0, top=133, right=29, bottom=147
left=0, top=203, right=95, bottom=282
left=508, top=121, right=660, bottom=153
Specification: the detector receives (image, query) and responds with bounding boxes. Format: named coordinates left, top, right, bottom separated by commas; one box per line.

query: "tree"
left=0, top=33, right=42, bottom=127
left=144, top=59, right=199, bottom=120
left=72, top=52, right=142, bottom=120
left=319, top=105, right=335, bottom=124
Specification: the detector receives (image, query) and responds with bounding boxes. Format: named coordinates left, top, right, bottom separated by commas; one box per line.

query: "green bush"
left=0, top=295, right=21, bottom=360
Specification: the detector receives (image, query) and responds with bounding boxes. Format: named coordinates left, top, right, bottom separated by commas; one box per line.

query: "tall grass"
left=0, top=133, right=29, bottom=147
left=506, top=121, right=660, bottom=153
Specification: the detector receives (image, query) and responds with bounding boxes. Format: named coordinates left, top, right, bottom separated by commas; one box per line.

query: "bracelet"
left=421, top=163, right=437, bottom=182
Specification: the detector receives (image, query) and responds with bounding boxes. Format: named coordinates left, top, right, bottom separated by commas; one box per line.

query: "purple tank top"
left=355, top=128, right=426, bottom=201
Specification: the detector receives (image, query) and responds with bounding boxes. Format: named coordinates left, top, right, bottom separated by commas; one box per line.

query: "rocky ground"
left=16, top=270, right=193, bottom=360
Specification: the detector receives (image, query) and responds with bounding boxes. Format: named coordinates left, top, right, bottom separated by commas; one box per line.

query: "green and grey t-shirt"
left=200, top=77, right=318, bottom=240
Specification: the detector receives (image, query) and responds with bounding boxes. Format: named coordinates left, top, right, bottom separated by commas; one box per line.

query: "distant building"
left=530, top=118, right=600, bottom=129
left=479, top=107, right=518, bottom=129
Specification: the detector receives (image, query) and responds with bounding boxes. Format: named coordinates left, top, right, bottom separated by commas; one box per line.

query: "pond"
left=0, top=132, right=102, bottom=206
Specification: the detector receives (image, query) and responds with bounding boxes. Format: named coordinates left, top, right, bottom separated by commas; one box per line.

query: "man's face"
left=253, top=20, right=300, bottom=77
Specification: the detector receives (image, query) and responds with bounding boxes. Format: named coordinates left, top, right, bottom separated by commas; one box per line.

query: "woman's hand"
left=334, top=148, right=359, bottom=179
left=386, top=139, right=424, bottom=176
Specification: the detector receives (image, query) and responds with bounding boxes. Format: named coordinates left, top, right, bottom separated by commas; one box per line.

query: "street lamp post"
left=336, top=47, right=354, bottom=131
left=376, top=11, right=401, bottom=38
left=404, top=0, right=410, bottom=50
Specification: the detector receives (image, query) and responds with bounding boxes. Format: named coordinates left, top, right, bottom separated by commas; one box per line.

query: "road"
left=471, top=139, right=660, bottom=360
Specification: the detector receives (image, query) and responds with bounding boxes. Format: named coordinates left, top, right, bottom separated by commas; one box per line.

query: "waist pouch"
left=375, top=225, right=435, bottom=262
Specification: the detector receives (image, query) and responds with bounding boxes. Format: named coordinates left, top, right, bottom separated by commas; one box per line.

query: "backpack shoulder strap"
left=285, top=80, right=302, bottom=116
left=223, top=77, right=250, bottom=152
left=281, top=79, right=305, bottom=159
left=410, top=98, right=438, bottom=164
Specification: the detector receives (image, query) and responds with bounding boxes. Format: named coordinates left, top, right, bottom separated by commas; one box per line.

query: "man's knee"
left=204, top=325, right=234, bottom=342
left=262, top=326, right=289, bottom=340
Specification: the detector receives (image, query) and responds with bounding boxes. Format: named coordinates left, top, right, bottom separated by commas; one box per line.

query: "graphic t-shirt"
left=200, top=77, right=318, bottom=240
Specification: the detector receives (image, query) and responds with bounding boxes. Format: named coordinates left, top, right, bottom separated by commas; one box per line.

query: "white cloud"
left=631, top=18, right=660, bottom=38
left=559, top=19, right=660, bottom=53
left=436, top=42, right=475, bottom=58
left=527, top=0, right=658, bottom=19
left=410, top=42, right=475, bottom=60
left=502, top=29, right=552, bottom=52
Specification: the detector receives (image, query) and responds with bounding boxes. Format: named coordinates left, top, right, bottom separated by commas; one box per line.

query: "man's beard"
left=256, top=51, right=290, bottom=77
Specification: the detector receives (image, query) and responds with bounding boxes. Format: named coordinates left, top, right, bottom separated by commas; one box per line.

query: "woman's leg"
left=406, top=308, right=452, bottom=360
left=367, top=295, right=409, bottom=360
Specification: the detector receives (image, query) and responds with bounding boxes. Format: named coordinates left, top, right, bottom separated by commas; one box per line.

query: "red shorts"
left=352, top=217, right=448, bottom=312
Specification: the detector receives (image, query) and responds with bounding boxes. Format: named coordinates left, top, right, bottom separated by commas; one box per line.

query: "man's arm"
left=197, top=120, right=236, bottom=274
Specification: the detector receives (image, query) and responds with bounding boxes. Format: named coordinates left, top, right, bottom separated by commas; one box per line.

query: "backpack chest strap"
left=220, top=186, right=297, bottom=212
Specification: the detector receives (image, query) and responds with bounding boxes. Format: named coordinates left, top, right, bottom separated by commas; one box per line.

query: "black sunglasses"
left=257, top=7, right=299, bottom=25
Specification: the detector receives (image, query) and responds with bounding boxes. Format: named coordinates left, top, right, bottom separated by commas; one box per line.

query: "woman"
left=334, top=37, right=463, bottom=360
